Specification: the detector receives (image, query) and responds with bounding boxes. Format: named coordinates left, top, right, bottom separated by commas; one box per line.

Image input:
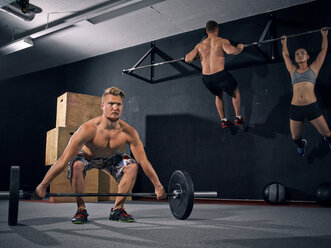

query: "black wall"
left=1, top=0, right=330, bottom=201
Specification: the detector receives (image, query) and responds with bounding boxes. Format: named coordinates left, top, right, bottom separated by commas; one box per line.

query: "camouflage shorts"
left=67, top=150, right=137, bottom=183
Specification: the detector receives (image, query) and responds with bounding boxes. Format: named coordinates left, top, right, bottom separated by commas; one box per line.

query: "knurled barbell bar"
left=4, top=166, right=217, bottom=225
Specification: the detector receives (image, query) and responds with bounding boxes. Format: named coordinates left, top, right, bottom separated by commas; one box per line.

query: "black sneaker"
left=297, top=139, right=307, bottom=157
left=109, top=208, right=134, bottom=222
left=72, top=208, right=88, bottom=224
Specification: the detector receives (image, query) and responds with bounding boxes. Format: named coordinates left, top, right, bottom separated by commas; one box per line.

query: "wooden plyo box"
left=45, top=126, right=76, bottom=166
left=56, top=92, right=102, bottom=128
left=49, top=169, right=119, bottom=203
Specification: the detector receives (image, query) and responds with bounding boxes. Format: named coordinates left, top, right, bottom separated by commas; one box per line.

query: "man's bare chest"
left=87, top=129, right=127, bottom=153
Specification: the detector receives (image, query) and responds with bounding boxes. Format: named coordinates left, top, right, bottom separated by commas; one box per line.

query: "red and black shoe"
left=221, top=120, right=234, bottom=128
left=109, top=208, right=134, bottom=222
left=235, top=117, right=245, bottom=126
left=72, top=208, right=88, bottom=224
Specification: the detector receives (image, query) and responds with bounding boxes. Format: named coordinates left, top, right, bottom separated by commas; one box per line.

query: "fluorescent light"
left=0, top=37, right=33, bottom=55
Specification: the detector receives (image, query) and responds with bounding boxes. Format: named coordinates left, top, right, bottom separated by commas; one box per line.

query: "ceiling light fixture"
left=0, top=0, right=36, bottom=21
left=0, top=37, right=33, bottom=55
left=0, top=0, right=163, bottom=56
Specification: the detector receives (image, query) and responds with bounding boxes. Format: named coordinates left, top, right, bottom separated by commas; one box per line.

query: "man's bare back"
left=197, top=37, right=227, bottom=74
left=185, top=34, right=243, bottom=75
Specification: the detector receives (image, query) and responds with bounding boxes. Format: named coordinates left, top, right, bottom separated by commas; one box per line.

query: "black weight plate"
left=168, top=170, right=194, bottom=220
left=8, top=166, right=20, bottom=225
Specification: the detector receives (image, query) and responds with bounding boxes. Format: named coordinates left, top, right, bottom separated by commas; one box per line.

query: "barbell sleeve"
left=0, top=191, right=10, bottom=199
left=194, top=191, right=218, bottom=198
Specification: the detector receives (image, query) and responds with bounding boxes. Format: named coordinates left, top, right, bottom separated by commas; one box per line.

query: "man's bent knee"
left=123, top=163, right=139, bottom=176
left=72, top=161, right=85, bottom=176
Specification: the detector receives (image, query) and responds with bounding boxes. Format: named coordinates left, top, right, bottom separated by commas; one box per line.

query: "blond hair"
left=102, top=87, right=125, bottom=103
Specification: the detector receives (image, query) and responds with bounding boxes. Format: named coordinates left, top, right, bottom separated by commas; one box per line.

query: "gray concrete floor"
left=0, top=200, right=331, bottom=248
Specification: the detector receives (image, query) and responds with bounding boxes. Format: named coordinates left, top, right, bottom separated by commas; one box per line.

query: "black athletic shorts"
left=290, top=102, right=322, bottom=122
left=201, top=70, right=238, bottom=97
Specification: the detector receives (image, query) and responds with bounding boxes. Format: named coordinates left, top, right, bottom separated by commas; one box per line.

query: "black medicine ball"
left=316, top=183, right=331, bottom=207
left=263, top=182, right=286, bottom=205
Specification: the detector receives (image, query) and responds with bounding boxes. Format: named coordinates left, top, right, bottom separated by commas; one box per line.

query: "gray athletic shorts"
left=67, top=150, right=137, bottom=183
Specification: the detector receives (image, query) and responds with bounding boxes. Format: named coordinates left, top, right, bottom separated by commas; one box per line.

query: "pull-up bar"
left=244, top=27, right=330, bottom=47
left=122, top=57, right=184, bottom=73
left=122, top=27, right=330, bottom=73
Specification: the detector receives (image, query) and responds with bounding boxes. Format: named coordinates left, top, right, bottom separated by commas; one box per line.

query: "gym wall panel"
left=0, top=0, right=330, bottom=201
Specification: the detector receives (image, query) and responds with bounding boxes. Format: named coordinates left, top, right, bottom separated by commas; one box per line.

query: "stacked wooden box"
left=45, top=92, right=121, bottom=203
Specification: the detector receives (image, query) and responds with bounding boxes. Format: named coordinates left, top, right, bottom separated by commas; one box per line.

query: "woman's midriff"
left=291, top=81, right=316, bottom=106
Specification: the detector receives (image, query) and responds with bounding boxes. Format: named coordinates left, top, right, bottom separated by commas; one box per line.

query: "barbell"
left=4, top=166, right=217, bottom=225
left=122, top=27, right=330, bottom=73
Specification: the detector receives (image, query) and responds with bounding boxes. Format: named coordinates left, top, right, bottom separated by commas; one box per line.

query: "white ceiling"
left=0, top=0, right=315, bottom=81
